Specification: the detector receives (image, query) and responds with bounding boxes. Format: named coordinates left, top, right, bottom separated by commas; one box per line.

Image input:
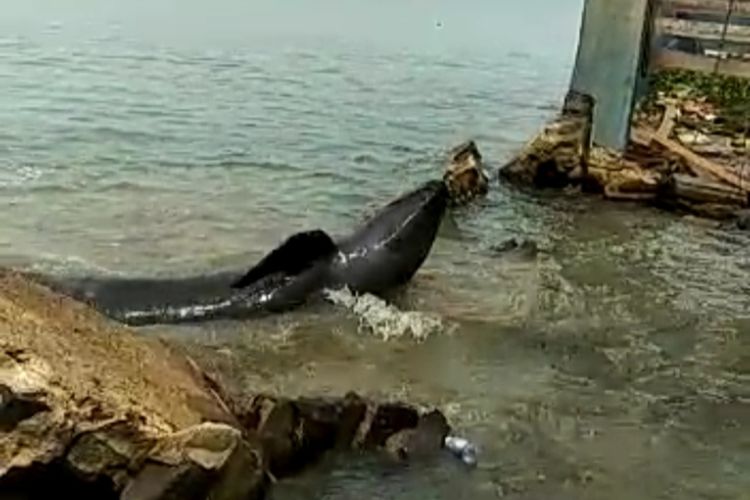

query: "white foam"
left=0, top=165, right=43, bottom=188
left=24, top=254, right=117, bottom=277
left=324, top=286, right=444, bottom=341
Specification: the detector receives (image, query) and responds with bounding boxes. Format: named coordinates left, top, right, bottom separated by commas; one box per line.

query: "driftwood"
left=641, top=129, right=750, bottom=193
left=665, top=173, right=748, bottom=205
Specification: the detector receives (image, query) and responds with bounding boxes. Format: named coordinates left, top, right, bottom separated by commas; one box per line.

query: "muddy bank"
left=0, top=269, right=453, bottom=499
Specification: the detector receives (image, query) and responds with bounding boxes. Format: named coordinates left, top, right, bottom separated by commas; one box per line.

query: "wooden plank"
left=652, top=48, right=750, bottom=77
left=569, top=0, right=651, bottom=151
left=630, top=127, right=653, bottom=147
left=657, top=18, right=750, bottom=44
left=662, top=0, right=750, bottom=16
left=657, top=104, right=679, bottom=139
left=669, top=172, right=748, bottom=205
left=638, top=127, right=750, bottom=192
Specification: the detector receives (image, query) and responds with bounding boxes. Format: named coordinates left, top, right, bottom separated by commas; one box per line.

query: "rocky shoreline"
left=0, top=269, right=454, bottom=500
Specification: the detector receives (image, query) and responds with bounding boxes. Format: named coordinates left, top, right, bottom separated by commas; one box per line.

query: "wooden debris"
left=673, top=201, right=743, bottom=220
left=589, top=147, right=661, bottom=200
left=499, top=90, right=594, bottom=187
left=657, top=103, right=679, bottom=140
left=690, top=142, right=736, bottom=157
left=677, top=131, right=711, bottom=146
left=644, top=129, right=750, bottom=193
left=498, top=71, right=749, bottom=221
left=443, top=140, right=488, bottom=205
left=665, top=173, right=748, bottom=206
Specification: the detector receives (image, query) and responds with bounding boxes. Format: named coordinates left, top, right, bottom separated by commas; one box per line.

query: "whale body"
left=36, top=180, right=450, bottom=326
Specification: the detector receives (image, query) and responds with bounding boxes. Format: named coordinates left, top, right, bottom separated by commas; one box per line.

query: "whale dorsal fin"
left=231, top=229, right=338, bottom=289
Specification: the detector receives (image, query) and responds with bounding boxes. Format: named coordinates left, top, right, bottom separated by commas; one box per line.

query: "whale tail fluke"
left=231, top=230, right=338, bottom=289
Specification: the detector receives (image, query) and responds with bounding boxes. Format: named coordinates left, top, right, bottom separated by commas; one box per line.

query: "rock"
left=491, top=238, right=520, bottom=254
left=491, top=238, right=539, bottom=260
left=208, top=439, right=267, bottom=500
left=123, top=426, right=267, bottom=500
left=0, top=459, right=119, bottom=500
left=150, top=422, right=245, bottom=470
left=233, top=392, right=446, bottom=476
left=0, top=384, right=50, bottom=433
left=680, top=202, right=741, bottom=220
left=0, top=269, right=265, bottom=499
left=240, top=392, right=434, bottom=477
left=517, top=239, right=539, bottom=258
left=0, top=268, right=456, bottom=498
left=121, top=462, right=214, bottom=500
left=385, top=410, right=450, bottom=461
left=331, top=392, right=369, bottom=448
left=256, top=398, right=299, bottom=477
left=735, top=209, right=750, bottom=230
left=296, top=393, right=366, bottom=453
left=444, top=140, right=489, bottom=204
left=359, top=402, right=420, bottom=448
left=500, top=90, right=594, bottom=188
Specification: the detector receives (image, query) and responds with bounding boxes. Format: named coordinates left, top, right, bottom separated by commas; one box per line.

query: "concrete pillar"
left=569, top=0, right=652, bottom=151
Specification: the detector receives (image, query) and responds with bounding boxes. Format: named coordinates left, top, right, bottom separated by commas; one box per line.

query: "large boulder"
left=0, top=269, right=267, bottom=499
left=384, top=410, right=450, bottom=461
left=232, top=393, right=449, bottom=479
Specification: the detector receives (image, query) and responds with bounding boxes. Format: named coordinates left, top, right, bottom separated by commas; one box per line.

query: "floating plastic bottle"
left=444, top=435, right=478, bottom=467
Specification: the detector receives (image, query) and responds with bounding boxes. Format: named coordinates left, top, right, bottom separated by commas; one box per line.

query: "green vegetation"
left=645, top=69, right=750, bottom=133
left=650, top=69, right=750, bottom=108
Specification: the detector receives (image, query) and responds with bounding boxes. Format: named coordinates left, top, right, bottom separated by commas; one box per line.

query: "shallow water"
left=2, top=1, right=749, bottom=499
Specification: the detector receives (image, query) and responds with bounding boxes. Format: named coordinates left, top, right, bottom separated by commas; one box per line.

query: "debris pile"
left=500, top=70, right=750, bottom=222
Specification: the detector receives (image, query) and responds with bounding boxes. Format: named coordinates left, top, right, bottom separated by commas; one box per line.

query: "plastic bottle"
left=444, top=435, right=478, bottom=467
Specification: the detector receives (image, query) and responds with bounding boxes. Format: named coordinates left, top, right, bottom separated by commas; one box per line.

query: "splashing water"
left=0, top=164, right=43, bottom=188
left=324, top=287, right=446, bottom=341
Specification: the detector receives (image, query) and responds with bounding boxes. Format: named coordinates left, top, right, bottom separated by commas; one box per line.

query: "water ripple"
left=2, top=16, right=747, bottom=499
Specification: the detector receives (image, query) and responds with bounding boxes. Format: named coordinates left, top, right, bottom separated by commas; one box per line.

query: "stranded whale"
left=36, top=180, right=451, bottom=326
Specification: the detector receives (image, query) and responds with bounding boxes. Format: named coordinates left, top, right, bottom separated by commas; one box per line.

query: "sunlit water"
left=2, top=1, right=749, bottom=499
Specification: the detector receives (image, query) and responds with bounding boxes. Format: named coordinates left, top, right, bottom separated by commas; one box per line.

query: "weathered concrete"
left=499, top=90, right=595, bottom=188
left=569, top=0, right=651, bottom=150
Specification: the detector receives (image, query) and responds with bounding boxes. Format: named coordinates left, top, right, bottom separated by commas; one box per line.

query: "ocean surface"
left=2, top=1, right=749, bottom=499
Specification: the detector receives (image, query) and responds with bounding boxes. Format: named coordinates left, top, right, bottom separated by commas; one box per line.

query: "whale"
left=34, top=180, right=451, bottom=326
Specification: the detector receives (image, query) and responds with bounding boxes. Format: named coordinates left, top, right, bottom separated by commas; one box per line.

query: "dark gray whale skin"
left=35, top=180, right=449, bottom=326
